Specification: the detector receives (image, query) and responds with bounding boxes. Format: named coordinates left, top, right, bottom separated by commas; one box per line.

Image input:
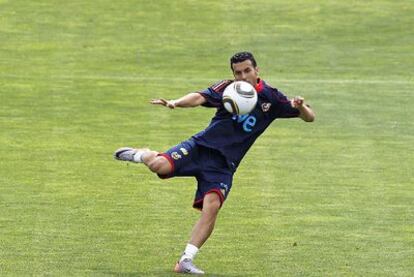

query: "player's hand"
left=150, top=98, right=176, bottom=109
left=291, top=96, right=305, bottom=108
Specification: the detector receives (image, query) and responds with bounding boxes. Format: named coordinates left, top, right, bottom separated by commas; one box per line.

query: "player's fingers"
left=151, top=99, right=167, bottom=105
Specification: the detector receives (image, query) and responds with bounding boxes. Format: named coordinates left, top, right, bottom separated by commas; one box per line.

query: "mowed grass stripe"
left=1, top=73, right=414, bottom=84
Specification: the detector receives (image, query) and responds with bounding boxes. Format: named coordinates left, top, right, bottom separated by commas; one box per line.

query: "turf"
left=1, top=0, right=413, bottom=276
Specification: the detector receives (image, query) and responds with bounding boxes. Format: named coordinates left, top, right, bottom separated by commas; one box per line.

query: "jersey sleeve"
left=198, top=80, right=232, bottom=108
left=270, top=89, right=300, bottom=118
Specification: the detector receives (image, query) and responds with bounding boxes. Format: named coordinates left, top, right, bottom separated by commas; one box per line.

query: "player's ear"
left=232, top=69, right=237, bottom=77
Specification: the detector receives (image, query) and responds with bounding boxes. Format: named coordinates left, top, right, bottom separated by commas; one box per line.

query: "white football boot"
left=113, top=147, right=149, bottom=163
left=173, top=258, right=205, bottom=275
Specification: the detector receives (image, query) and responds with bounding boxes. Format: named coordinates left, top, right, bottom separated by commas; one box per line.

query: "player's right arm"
left=151, top=80, right=231, bottom=109
left=151, top=92, right=206, bottom=109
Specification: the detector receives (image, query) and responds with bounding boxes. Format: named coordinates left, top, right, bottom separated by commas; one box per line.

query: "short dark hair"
left=230, top=51, right=257, bottom=70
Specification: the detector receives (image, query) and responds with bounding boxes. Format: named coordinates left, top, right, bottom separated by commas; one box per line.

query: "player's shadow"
left=99, top=270, right=252, bottom=276
left=99, top=270, right=169, bottom=276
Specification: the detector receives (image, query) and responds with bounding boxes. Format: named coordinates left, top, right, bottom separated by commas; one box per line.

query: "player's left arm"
left=291, top=96, right=315, bottom=122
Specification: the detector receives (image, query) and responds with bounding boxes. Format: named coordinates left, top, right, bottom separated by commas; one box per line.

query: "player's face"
left=232, top=60, right=259, bottom=87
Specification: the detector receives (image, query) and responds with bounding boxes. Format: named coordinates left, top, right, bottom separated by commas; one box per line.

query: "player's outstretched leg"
left=113, top=147, right=172, bottom=175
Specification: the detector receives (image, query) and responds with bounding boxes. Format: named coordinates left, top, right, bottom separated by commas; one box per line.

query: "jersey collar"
left=255, top=78, right=264, bottom=93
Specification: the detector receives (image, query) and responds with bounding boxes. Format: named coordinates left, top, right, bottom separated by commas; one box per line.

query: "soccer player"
left=114, top=51, right=315, bottom=274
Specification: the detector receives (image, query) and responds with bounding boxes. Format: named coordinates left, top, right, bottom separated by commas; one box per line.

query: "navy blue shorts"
left=158, top=139, right=233, bottom=210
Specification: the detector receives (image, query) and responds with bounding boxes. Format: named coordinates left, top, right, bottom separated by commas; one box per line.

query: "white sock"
left=132, top=151, right=146, bottom=163
left=179, top=243, right=199, bottom=262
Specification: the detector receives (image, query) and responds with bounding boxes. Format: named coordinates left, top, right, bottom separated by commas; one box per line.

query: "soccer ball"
left=222, top=81, right=258, bottom=115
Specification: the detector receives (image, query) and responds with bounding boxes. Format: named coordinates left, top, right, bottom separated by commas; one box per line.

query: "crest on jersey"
left=171, top=152, right=182, bottom=160
left=261, top=102, right=271, bottom=112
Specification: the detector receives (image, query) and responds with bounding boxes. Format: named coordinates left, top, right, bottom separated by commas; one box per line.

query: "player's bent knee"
left=203, top=193, right=222, bottom=213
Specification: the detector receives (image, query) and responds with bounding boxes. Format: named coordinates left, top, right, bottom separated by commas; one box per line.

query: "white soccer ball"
left=222, top=81, right=258, bottom=115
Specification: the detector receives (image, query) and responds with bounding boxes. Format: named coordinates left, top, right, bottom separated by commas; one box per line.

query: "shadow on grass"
left=99, top=270, right=254, bottom=276
left=99, top=270, right=172, bottom=276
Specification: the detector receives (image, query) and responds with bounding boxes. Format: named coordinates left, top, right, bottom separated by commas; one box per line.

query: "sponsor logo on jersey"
left=232, top=114, right=257, bottom=132
left=220, top=183, right=229, bottom=197
left=261, top=102, right=271, bottom=112
left=171, top=152, right=182, bottom=160
left=180, top=147, right=189, bottom=156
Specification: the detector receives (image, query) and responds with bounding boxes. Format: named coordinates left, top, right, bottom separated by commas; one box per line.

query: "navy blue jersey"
left=192, top=79, right=300, bottom=171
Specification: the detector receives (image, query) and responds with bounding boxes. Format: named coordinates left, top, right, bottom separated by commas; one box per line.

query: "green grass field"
left=1, top=0, right=413, bottom=276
